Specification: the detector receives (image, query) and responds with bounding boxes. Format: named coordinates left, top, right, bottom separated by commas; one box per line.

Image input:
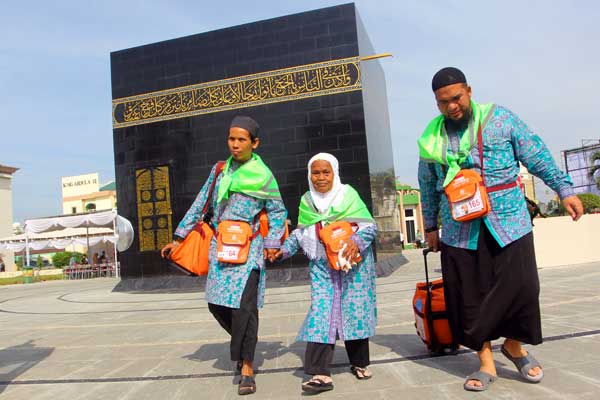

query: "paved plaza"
left=1, top=250, right=599, bottom=399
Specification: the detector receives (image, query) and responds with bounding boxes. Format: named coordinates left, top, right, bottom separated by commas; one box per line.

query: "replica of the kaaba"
left=111, top=3, right=402, bottom=282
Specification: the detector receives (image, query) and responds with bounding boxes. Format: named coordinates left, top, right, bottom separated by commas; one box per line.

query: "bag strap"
left=477, top=123, right=485, bottom=184
left=201, top=161, right=226, bottom=216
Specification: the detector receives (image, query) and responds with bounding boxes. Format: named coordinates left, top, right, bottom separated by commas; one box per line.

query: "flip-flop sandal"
left=501, top=346, right=544, bottom=383
left=463, top=371, right=497, bottom=392
left=350, top=366, right=372, bottom=380
left=301, top=377, right=334, bottom=393
left=238, top=375, right=256, bottom=395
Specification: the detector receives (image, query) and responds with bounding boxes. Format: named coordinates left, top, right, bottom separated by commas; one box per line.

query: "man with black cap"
left=162, top=115, right=287, bottom=395
left=418, top=68, right=583, bottom=391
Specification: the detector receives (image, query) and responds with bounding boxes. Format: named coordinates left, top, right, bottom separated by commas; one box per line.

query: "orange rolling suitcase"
left=412, top=248, right=458, bottom=355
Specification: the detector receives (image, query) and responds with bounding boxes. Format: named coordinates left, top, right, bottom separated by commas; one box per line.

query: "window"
left=405, top=209, right=414, bottom=217
left=72, top=207, right=77, bottom=214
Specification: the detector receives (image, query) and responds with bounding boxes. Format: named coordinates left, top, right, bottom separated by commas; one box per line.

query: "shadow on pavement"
left=0, top=340, right=54, bottom=394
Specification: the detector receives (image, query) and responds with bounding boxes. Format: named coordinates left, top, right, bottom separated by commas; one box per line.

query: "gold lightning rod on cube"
left=359, top=53, right=393, bottom=62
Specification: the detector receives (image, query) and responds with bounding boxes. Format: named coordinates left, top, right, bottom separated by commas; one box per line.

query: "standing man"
left=161, top=116, right=287, bottom=396
left=418, top=67, right=583, bottom=392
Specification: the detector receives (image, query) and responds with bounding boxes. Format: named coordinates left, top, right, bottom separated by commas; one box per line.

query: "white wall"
left=533, top=214, right=600, bottom=268
left=0, top=174, right=15, bottom=271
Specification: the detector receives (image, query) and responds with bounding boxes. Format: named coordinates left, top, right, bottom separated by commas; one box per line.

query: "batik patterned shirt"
left=281, top=222, right=378, bottom=344
left=418, top=105, right=574, bottom=250
left=175, top=161, right=287, bottom=308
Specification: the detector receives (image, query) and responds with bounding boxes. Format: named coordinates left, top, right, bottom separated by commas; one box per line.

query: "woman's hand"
left=342, top=238, right=359, bottom=261
left=161, top=242, right=179, bottom=258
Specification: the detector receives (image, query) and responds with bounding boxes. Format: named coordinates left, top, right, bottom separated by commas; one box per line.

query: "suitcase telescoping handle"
left=422, top=248, right=434, bottom=287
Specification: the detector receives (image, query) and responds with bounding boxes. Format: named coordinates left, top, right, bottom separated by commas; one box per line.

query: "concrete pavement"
left=1, top=249, right=599, bottom=399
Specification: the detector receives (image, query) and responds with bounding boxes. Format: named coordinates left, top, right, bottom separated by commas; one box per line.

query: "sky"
left=2, top=0, right=599, bottom=223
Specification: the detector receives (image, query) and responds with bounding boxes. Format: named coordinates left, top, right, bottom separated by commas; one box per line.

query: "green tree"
left=52, top=252, right=84, bottom=268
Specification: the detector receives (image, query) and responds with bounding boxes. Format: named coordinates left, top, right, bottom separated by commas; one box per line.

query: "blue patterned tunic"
left=175, top=160, right=287, bottom=308
left=418, top=105, right=574, bottom=249
left=281, top=220, right=378, bottom=344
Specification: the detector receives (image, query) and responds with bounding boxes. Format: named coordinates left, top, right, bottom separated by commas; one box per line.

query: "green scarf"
left=298, top=185, right=374, bottom=228
left=217, top=153, right=281, bottom=203
left=418, top=100, right=494, bottom=186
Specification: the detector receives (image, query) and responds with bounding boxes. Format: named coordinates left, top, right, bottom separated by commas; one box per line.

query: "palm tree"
left=590, top=151, right=600, bottom=191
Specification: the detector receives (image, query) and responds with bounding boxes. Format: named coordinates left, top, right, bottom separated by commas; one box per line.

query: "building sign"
left=61, top=173, right=100, bottom=198
left=112, top=56, right=362, bottom=129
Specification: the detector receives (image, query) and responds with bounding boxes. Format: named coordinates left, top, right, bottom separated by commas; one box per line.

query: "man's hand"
left=342, top=238, right=360, bottom=261
left=161, top=242, right=179, bottom=258
left=264, top=248, right=279, bottom=262
left=426, top=230, right=440, bottom=252
left=562, top=195, right=584, bottom=221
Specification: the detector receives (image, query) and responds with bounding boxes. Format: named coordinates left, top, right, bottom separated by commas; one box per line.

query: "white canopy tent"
left=0, top=210, right=133, bottom=277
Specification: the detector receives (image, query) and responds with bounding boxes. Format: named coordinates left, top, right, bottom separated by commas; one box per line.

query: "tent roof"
left=24, top=209, right=117, bottom=234
left=0, top=227, right=114, bottom=243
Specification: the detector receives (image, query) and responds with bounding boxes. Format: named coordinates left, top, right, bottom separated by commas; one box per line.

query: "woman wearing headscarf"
left=275, top=153, right=378, bottom=394
left=161, top=116, right=287, bottom=396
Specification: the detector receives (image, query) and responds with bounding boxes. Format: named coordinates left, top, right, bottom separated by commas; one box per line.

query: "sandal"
left=301, top=377, right=334, bottom=393
left=463, top=371, right=497, bottom=392
left=350, top=366, right=372, bottom=380
left=238, top=375, right=256, bottom=395
left=501, top=345, right=544, bottom=383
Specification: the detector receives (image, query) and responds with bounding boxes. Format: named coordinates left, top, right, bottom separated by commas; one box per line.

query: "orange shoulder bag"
left=169, top=161, right=225, bottom=275
left=317, top=221, right=362, bottom=271
left=216, top=220, right=257, bottom=264
left=258, top=210, right=290, bottom=243
left=444, top=124, right=490, bottom=222
left=216, top=210, right=290, bottom=265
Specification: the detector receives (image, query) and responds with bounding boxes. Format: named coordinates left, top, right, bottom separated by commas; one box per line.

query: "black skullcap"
left=230, top=115, right=259, bottom=138
left=431, top=67, right=467, bottom=91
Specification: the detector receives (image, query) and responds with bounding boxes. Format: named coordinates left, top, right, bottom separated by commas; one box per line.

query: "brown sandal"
left=238, top=375, right=256, bottom=395
left=350, top=366, right=372, bottom=380
left=301, top=377, right=334, bottom=393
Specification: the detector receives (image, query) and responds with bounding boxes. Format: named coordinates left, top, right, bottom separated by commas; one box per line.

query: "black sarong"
left=440, top=223, right=542, bottom=351
left=208, top=269, right=259, bottom=362
left=304, top=339, right=370, bottom=376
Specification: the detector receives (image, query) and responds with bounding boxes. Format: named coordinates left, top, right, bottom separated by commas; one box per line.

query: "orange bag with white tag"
left=318, top=221, right=362, bottom=271
left=216, top=221, right=255, bottom=264
left=444, top=169, right=490, bottom=222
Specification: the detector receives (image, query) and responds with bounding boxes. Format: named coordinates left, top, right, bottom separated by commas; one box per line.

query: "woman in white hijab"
left=275, top=153, right=378, bottom=394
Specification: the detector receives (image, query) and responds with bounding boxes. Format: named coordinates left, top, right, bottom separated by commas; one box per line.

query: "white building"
left=61, top=173, right=117, bottom=214
left=0, top=164, right=19, bottom=272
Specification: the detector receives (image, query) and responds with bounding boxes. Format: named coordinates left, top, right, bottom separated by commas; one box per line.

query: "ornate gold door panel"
left=135, top=166, right=173, bottom=251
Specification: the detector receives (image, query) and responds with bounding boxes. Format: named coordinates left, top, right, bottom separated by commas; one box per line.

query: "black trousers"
left=208, top=269, right=259, bottom=362
left=304, top=339, right=370, bottom=376
left=441, top=223, right=542, bottom=351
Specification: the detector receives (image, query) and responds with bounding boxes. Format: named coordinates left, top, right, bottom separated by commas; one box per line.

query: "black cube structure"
left=111, top=3, right=402, bottom=279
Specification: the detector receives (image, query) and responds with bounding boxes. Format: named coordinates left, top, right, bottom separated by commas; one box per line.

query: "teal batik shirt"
left=418, top=105, right=574, bottom=250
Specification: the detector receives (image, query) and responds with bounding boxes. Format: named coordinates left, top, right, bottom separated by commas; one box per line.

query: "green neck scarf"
left=217, top=153, right=281, bottom=203
left=418, top=100, right=495, bottom=186
left=298, top=185, right=374, bottom=227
